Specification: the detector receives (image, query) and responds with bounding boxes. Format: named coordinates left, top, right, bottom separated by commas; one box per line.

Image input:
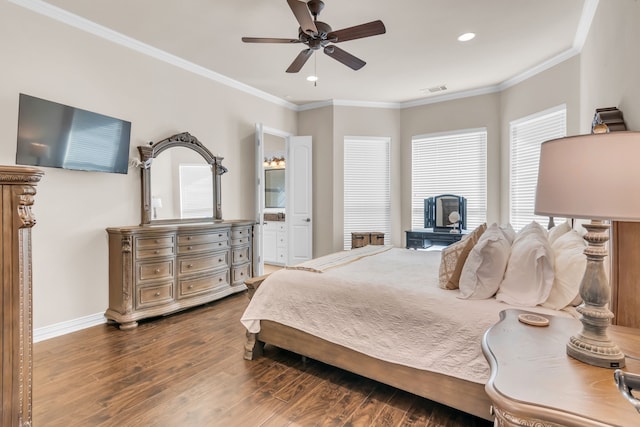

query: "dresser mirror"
left=139, top=132, right=227, bottom=225
left=424, top=194, right=467, bottom=231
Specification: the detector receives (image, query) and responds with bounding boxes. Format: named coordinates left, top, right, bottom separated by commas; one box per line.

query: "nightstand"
left=482, top=309, right=640, bottom=427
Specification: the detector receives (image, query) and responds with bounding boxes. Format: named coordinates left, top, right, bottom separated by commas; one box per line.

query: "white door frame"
left=254, top=124, right=293, bottom=276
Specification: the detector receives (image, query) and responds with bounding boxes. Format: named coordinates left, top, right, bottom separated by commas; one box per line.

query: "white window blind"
left=343, top=137, right=391, bottom=250
left=179, top=164, right=213, bottom=218
left=63, top=110, right=124, bottom=171
left=411, top=129, right=487, bottom=230
left=510, top=105, right=566, bottom=231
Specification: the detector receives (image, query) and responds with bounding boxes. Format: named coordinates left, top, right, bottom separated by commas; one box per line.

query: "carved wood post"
left=1, top=166, right=43, bottom=427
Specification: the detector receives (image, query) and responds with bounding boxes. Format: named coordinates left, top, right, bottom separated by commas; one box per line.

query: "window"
left=179, top=164, right=213, bottom=218
left=411, top=129, right=487, bottom=230
left=344, top=137, right=391, bottom=249
left=510, top=105, right=566, bottom=231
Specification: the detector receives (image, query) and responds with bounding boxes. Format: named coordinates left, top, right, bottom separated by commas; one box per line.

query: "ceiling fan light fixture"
left=457, top=32, right=476, bottom=42
left=306, top=75, right=319, bottom=82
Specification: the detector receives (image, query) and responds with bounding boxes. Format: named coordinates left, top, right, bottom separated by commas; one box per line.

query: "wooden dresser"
left=1, top=166, right=43, bottom=427
left=106, top=220, right=253, bottom=329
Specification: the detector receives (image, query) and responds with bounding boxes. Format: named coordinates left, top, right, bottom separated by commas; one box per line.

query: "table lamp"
left=535, top=131, right=640, bottom=368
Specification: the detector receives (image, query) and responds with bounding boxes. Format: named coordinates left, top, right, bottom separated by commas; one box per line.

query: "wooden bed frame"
left=243, top=275, right=493, bottom=422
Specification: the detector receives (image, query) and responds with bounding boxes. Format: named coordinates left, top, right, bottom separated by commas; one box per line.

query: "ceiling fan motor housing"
left=307, top=0, right=325, bottom=18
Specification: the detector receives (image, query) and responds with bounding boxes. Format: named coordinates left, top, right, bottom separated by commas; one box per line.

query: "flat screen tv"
left=16, top=94, right=132, bottom=174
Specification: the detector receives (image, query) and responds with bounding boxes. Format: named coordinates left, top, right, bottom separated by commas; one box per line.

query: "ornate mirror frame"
left=138, top=132, right=227, bottom=225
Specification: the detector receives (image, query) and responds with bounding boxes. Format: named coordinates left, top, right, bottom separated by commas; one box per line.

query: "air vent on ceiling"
left=427, top=84, right=448, bottom=93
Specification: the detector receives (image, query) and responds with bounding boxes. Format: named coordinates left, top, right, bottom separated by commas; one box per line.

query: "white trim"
left=9, top=0, right=298, bottom=111
left=10, top=0, right=599, bottom=112
left=574, top=0, right=600, bottom=50
left=34, top=312, right=106, bottom=342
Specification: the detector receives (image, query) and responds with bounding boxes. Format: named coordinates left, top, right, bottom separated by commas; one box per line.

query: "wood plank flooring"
left=33, top=293, right=493, bottom=427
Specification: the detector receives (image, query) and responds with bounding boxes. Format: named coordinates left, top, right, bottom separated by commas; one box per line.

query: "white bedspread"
left=241, top=247, right=576, bottom=384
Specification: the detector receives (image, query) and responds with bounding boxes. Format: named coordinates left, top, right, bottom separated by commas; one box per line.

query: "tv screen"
left=16, top=94, right=132, bottom=174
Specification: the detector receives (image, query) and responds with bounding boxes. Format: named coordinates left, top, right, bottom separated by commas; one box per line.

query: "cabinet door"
left=263, top=226, right=278, bottom=264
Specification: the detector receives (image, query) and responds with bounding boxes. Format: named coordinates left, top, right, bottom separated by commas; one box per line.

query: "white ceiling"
left=37, top=0, right=591, bottom=107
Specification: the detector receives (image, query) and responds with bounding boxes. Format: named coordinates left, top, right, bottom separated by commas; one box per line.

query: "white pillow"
left=548, top=220, right=571, bottom=244
left=458, top=223, right=511, bottom=299
left=496, top=225, right=555, bottom=306
left=542, top=230, right=587, bottom=310
left=500, top=223, right=516, bottom=244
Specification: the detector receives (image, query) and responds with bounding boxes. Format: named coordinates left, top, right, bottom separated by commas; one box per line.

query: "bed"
left=241, top=225, right=581, bottom=421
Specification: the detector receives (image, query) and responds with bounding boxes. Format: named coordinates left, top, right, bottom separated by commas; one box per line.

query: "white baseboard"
left=34, top=313, right=106, bottom=343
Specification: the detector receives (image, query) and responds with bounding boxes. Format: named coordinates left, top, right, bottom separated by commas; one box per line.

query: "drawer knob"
left=154, top=250, right=159, bottom=254
left=188, top=285, right=193, bottom=289
left=187, top=236, right=192, bottom=240
left=187, top=264, right=193, bottom=269
left=219, top=233, right=223, bottom=237
left=218, top=258, right=222, bottom=262
left=154, top=268, right=160, bottom=274
left=240, top=272, right=244, bottom=276
left=219, top=277, right=223, bottom=282
left=154, top=292, right=160, bottom=297
left=187, top=246, right=192, bottom=250
left=218, top=242, right=222, bottom=246
left=239, top=254, right=243, bottom=258
left=155, top=239, right=159, bottom=243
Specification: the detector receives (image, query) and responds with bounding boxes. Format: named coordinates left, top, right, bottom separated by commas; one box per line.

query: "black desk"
left=405, top=228, right=465, bottom=249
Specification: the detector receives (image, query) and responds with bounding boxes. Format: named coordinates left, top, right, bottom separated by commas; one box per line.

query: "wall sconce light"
left=264, top=156, right=286, bottom=168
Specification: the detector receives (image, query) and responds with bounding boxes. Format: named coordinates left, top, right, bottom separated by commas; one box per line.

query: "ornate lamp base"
left=566, top=220, right=625, bottom=369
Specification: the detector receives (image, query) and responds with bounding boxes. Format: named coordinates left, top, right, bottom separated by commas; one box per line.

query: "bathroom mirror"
left=139, top=132, right=227, bottom=225
left=264, top=168, right=285, bottom=208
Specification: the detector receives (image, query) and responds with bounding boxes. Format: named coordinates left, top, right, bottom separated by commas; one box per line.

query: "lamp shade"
left=535, top=131, right=640, bottom=221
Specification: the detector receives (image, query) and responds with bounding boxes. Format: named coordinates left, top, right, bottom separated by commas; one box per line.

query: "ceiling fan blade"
left=287, top=0, right=317, bottom=36
left=323, top=45, right=366, bottom=70
left=286, top=49, right=314, bottom=73
left=242, top=37, right=300, bottom=44
left=327, top=20, right=386, bottom=43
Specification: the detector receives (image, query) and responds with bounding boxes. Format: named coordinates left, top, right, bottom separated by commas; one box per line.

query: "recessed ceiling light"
left=457, top=32, right=476, bottom=42
left=306, top=75, right=318, bottom=82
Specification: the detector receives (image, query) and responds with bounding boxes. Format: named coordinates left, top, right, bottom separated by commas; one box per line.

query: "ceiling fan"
left=241, top=0, right=386, bottom=73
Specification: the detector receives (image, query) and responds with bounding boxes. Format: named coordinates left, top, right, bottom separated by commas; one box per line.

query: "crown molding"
left=12, top=0, right=599, bottom=113
left=9, top=0, right=299, bottom=111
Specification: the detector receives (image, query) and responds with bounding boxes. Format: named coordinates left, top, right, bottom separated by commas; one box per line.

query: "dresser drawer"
left=178, top=251, right=228, bottom=276
left=137, top=260, right=174, bottom=281
left=136, top=235, right=175, bottom=249
left=135, top=236, right=175, bottom=259
left=231, top=246, right=250, bottom=265
left=231, top=236, right=251, bottom=247
left=136, top=282, right=173, bottom=308
left=178, top=270, right=229, bottom=298
left=231, top=226, right=251, bottom=240
left=177, top=230, right=229, bottom=245
left=177, top=240, right=228, bottom=254
left=136, top=246, right=174, bottom=260
left=232, top=263, right=251, bottom=286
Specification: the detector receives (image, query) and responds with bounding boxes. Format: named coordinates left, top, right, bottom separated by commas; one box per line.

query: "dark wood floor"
left=33, top=293, right=493, bottom=427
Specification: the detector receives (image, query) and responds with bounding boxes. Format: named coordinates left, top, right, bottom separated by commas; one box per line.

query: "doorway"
left=254, top=124, right=313, bottom=276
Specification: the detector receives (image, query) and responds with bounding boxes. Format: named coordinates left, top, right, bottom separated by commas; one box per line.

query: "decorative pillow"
left=542, top=230, right=587, bottom=310
left=496, top=224, right=555, bottom=306
left=438, top=223, right=487, bottom=290
left=548, top=220, right=571, bottom=244
left=458, top=223, right=511, bottom=299
left=438, top=238, right=469, bottom=289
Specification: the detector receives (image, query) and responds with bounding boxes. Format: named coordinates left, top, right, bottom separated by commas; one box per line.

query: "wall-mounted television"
left=16, top=94, right=132, bottom=174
